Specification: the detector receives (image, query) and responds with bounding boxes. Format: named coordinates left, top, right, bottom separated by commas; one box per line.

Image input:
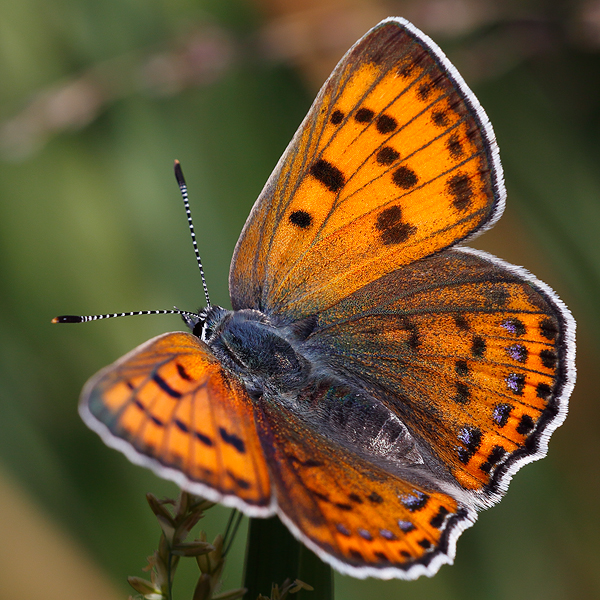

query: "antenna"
left=52, top=309, right=201, bottom=324
left=174, top=160, right=211, bottom=308
left=52, top=161, right=211, bottom=325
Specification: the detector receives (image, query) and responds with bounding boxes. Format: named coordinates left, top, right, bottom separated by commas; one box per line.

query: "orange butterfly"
left=56, top=18, right=576, bottom=579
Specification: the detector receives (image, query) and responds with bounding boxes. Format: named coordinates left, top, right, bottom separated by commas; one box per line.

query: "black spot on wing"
left=471, top=336, right=486, bottom=357
left=219, top=427, right=245, bottom=453
left=501, top=318, right=526, bottom=336
left=152, top=372, right=182, bottom=399
left=349, top=548, right=364, bottom=560
left=314, top=491, right=331, bottom=503
left=480, top=445, right=506, bottom=474
left=227, top=469, right=251, bottom=490
left=355, top=108, right=374, bottom=123
left=376, top=146, right=400, bottom=165
left=447, top=173, right=473, bottom=211
left=540, top=317, right=558, bottom=340
left=454, top=382, right=470, bottom=404
left=309, top=159, right=345, bottom=192
left=399, top=61, right=414, bottom=78
left=195, top=430, right=213, bottom=447
left=176, top=363, right=192, bottom=381
left=398, top=520, right=415, bottom=533
left=447, top=133, right=464, bottom=158
left=493, top=403, right=512, bottom=427
left=507, top=344, right=528, bottom=363
left=368, top=491, right=383, bottom=504
left=376, top=114, right=398, bottom=134
left=330, top=109, right=344, bottom=125
left=517, top=414, right=535, bottom=435
left=174, top=419, right=189, bottom=433
left=289, top=210, right=312, bottom=228
left=392, top=166, right=418, bottom=189
left=454, top=314, right=469, bottom=330
left=432, top=110, right=449, bottom=127
left=375, top=205, right=416, bottom=245
left=400, top=318, right=420, bottom=350
left=506, top=373, right=526, bottom=396
left=455, top=360, right=468, bottom=376
left=457, top=426, right=482, bottom=464
left=540, top=349, right=557, bottom=369
left=418, top=82, right=431, bottom=100
left=400, top=491, right=429, bottom=512
left=150, top=414, right=164, bottom=427
left=299, top=457, right=322, bottom=468
left=429, top=506, right=449, bottom=529
left=536, top=382, right=552, bottom=399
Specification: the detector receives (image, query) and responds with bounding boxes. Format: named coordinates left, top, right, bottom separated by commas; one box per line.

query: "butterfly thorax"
left=197, top=306, right=311, bottom=398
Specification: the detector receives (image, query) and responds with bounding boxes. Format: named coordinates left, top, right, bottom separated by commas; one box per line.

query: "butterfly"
left=56, top=17, right=576, bottom=580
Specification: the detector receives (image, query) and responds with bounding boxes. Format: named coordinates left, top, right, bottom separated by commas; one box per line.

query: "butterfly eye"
left=193, top=318, right=207, bottom=340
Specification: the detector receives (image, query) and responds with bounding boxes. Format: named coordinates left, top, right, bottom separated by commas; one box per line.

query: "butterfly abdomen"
left=203, top=307, right=311, bottom=396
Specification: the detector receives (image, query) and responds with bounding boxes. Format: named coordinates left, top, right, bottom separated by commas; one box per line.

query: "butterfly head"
left=185, top=305, right=228, bottom=342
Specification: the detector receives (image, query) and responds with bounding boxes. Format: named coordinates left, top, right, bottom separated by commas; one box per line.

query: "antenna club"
left=52, top=315, right=84, bottom=323
left=173, top=160, right=211, bottom=308
left=174, top=160, right=186, bottom=187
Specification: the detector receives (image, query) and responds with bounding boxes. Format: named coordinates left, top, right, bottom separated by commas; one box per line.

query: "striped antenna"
left=53, top=161, right=212, bottom=326
left=174, top=160, right=211, bottom=308
left=52, top=309, right=201, bottom=324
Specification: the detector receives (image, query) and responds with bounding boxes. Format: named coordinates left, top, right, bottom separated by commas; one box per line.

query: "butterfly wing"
left=230, top=17, right=504, bottom=320
left=301, top=248, right=575, bottom=503
left=256, top=384, right=476, bottom=580
left=80, top=332, right=273, bottom=515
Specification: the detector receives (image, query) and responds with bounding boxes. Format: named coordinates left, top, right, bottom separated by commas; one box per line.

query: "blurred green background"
left=0, top=0, right=598, bottom=598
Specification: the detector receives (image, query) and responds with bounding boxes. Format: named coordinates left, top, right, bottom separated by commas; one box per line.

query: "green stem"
left=243, top=516, right=333, bottom=599
left=167, top=549, right=174, bottom=600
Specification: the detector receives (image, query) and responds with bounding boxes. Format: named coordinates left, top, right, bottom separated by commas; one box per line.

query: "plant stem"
left=243, top=516, right=333, bottom=599
left=167, top=550, right=174, bottom=600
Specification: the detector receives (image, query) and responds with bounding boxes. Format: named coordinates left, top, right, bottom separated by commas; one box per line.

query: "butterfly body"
left=192, top=305, right=445, bottom=482
left=74, top=17, right=575, bottom=580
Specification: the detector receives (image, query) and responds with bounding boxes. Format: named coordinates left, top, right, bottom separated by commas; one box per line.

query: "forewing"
left=303, top=249, right=575, bottom=502
left=230, top=17, right=503, bottom=320
left=80, top=332, right=273, bottom=515
left=256, top=390, right=476, bottom=580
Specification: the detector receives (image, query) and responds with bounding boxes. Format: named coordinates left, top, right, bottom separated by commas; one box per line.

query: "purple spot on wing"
left=501, top=318, right=525, bottom=336
left=380, top=528, right=397, bottom=540
left=506, top=372, right=525, bottom=395
left=400, top=491, right=429, bottom=511
left=398, top=520, right=415, bottom=533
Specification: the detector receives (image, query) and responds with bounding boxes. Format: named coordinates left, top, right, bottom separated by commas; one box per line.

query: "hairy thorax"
left=200, top=306, right=312, bottom=398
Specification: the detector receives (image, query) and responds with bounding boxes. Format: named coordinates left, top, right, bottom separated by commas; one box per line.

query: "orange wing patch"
left=256, top=398, right=473, bottom=578
left=230, top=20, right=502, bottom=320
left=80, top=332, right=272, bottom=512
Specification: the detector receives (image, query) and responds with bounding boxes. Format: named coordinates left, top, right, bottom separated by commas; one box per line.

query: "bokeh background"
left=0, top=0, right=598, bottom=598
